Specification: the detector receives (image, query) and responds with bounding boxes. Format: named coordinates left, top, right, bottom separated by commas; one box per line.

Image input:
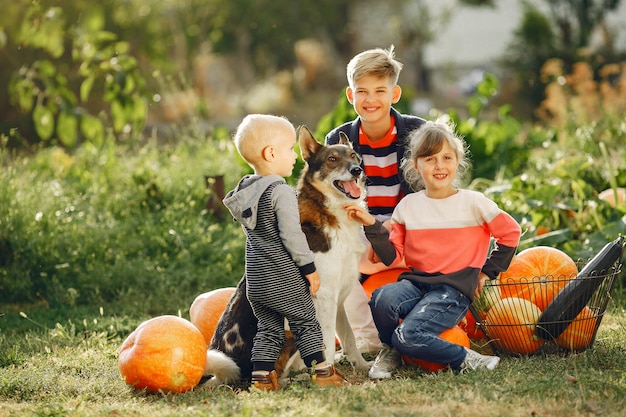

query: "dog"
left=202, top=126, right=370, bottom=387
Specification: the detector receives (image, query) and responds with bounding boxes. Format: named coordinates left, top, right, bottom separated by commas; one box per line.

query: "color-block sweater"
left=364, top=189, right=521, bottom=301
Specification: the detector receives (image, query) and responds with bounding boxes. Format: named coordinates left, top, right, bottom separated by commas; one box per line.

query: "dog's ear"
left=298, top=125, right=321, bottom=161
left=339, top=131, right=353, bottom=148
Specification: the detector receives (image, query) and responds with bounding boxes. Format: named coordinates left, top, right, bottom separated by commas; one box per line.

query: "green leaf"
left=80, top=114, right=104, bottom=146
left=57, top=112, right=78, bottom=147
left=33, top=105, right=55, bottom=140
left=81, top=75, right=95, bottom=102
left=0, top=29, right=7, bottom=49
left=110, top=100, right=125, bottom=132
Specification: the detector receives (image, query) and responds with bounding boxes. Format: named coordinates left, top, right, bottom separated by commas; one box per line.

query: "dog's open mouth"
left=334, top=180, right=362, bottom=199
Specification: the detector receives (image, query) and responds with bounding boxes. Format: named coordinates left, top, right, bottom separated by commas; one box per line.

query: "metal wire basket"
left=469, top=260, right=622, bottom=356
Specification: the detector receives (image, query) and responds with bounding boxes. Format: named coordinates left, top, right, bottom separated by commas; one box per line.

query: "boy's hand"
left=344, top=205, right=375, bottom=226
left=306, top=271, right=321, bottom=295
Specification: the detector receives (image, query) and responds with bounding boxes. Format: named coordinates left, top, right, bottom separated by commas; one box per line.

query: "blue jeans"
left=369, top=279, right=470, bottom=369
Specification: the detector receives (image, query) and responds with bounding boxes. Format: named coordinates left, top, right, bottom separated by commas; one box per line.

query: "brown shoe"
left=312, top=365, right=349, bottom=388
left=251, top=370, right=280, bottom=391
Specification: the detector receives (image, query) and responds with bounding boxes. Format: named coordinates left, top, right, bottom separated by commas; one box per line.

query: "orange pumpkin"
left=500, top=246, right=578, bottom=311
left=362, top=268, right=411, bottom=299
left=459, top=311, right=485, bottom=340
left=598, top=187, right=625, bottom=208
left=119, top=315, right=207, bottom=393
left=484, top=297, right=543, bottom=355
left=555, top=306, right=598, bottom=351
left=403, top=325, right=471, bottom=372
left=189, top=287, right=235, bottom=345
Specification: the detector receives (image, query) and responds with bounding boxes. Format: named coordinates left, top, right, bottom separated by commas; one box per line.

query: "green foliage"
left=503, top=0, right=626, bottom=111
left=2, top=2, right=147, bottom=147
left=314, top=92, right=357, bottom=140
left=449, top=73, right=531, bottom=180
left=0, top=131, right=246, bottom=310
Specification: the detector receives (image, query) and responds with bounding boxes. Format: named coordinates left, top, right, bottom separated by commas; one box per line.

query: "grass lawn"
left=1, top=303, right=625, bottom=417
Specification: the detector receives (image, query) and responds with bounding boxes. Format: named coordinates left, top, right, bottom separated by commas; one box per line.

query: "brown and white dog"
left=203, top=126, right=370, bottom=387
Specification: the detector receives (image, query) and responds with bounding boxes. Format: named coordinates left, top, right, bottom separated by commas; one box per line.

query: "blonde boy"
left=325, top=46, right=426, bottom=353
left=224, top=114, right=347, bottom=390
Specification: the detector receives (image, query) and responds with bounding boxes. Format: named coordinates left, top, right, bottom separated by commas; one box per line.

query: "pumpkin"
left=403, top=325, right=471, bottom=372
left=189, top=287, right=236, bottom=345
left=472, top=278, right=502, bottom=317
left=362, top=268, right=411, bottom=299
left=499, top=246, right=578, bottom=311
left=598, top=187, right=625, bottom=208
left=554, top=306, right=598, bottom=351
left=484, top=297, right=543, bottom=355
left=459, top=311, right=485, bottom=340
left=119, top=315, right=207, bottom=393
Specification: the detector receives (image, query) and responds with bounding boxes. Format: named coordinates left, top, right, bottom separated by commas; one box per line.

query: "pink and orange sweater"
left=364, top=189, right=521, bottom=300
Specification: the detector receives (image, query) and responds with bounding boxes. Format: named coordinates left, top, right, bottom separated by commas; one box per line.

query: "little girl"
left=344, top=116, right=521, bottom=378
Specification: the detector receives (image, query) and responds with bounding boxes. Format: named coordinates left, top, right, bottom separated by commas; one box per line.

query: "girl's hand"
left=474, top=272, right=489, bottom=299
left=306, top=271, right=321, bottom=295
left=368, top=246, right=381, bottom=264
left=344, top=205, right=375, bottom=226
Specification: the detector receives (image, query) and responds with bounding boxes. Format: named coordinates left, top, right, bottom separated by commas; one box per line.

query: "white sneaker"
left=461, top=347, right=500, bottom=372
left=368, top=343, right=401, bottom=379
left=356, top=337, right=382, bottom=354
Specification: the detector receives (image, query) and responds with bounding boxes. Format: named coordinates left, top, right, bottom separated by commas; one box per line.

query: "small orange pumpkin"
left=119, top=315, right=207, bottom=393
left=402, top=325, right=471, bottom=372
left=484, top=297, right=543, bottom=355
left=459, top=311, right=485, bottom=340
left=189, top=287, right=235, bottom=345
left=554, top=306, right=598, bottom=351
left=500, top=246, right=578, bottom=311
left=598, top=187, right=626, bottom=208
left=362, top=268, right=411, bottom=299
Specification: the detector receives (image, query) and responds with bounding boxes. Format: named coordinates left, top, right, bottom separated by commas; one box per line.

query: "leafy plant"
left=3, top=3, right=146, bottom=147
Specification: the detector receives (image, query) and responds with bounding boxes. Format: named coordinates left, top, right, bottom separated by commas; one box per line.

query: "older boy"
left=325, top=46, right=426, bottom=354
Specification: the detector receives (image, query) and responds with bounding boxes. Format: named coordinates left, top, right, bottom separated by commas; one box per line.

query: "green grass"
left=1, top=305, right=625, bottom=416
left=2, top=107, right=626, bottom=416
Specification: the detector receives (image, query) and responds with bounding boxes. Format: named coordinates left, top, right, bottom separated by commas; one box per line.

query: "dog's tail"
left=202, top=349, right=241, bottom=386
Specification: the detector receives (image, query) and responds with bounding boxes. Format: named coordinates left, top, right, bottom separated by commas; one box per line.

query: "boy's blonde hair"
left=233, top=114, right=293, bottom=166
left=346, top=45, right=403, bottom=88
left=401, top=115, right=471, bottom=192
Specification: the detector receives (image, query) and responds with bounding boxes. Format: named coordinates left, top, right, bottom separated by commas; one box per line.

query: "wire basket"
left=469, top=261, right=622, bottom=356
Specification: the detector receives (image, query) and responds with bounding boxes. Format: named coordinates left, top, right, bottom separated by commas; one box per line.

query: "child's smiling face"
left=415, top=141, right=459, bottom=199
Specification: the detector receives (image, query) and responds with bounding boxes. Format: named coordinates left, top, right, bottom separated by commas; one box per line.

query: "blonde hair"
left=346, top=45, right=403, bottom=88
left=401, top=116, right=470, bottom=192
left=233, top=114, right=293, bottom=166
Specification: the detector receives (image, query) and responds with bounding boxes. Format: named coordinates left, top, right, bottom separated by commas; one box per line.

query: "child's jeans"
left=369, top=279, right=470, bottom=368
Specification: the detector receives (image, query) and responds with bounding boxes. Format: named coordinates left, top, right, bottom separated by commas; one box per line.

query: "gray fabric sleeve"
left=272, top=183, right=316, bottom=269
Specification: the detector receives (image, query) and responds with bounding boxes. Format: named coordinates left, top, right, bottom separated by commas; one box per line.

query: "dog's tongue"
left=342, top=180, right=361, bottom=198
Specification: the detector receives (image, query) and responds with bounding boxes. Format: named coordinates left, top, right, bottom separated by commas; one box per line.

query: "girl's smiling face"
left=415, top=141, right=459, bottom=199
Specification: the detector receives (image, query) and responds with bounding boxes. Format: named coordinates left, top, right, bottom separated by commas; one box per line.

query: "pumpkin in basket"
left=189, top=287, right=235, bottom=345
left=499, top=246, right=578, bottom=310
left=554, top=306, right=598, bottom=351
left=484, top=297, right=543, bottom=355
left=403, top=325, right=471, bottom=372
left=119, top=315, right=207, bottom=393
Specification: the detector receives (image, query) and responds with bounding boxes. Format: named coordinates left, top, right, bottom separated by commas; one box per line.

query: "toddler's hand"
left=306, top=271, right=321, bottom=295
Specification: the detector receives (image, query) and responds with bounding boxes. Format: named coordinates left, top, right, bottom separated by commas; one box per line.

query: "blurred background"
left=2, top=0, right=626, bottom=148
